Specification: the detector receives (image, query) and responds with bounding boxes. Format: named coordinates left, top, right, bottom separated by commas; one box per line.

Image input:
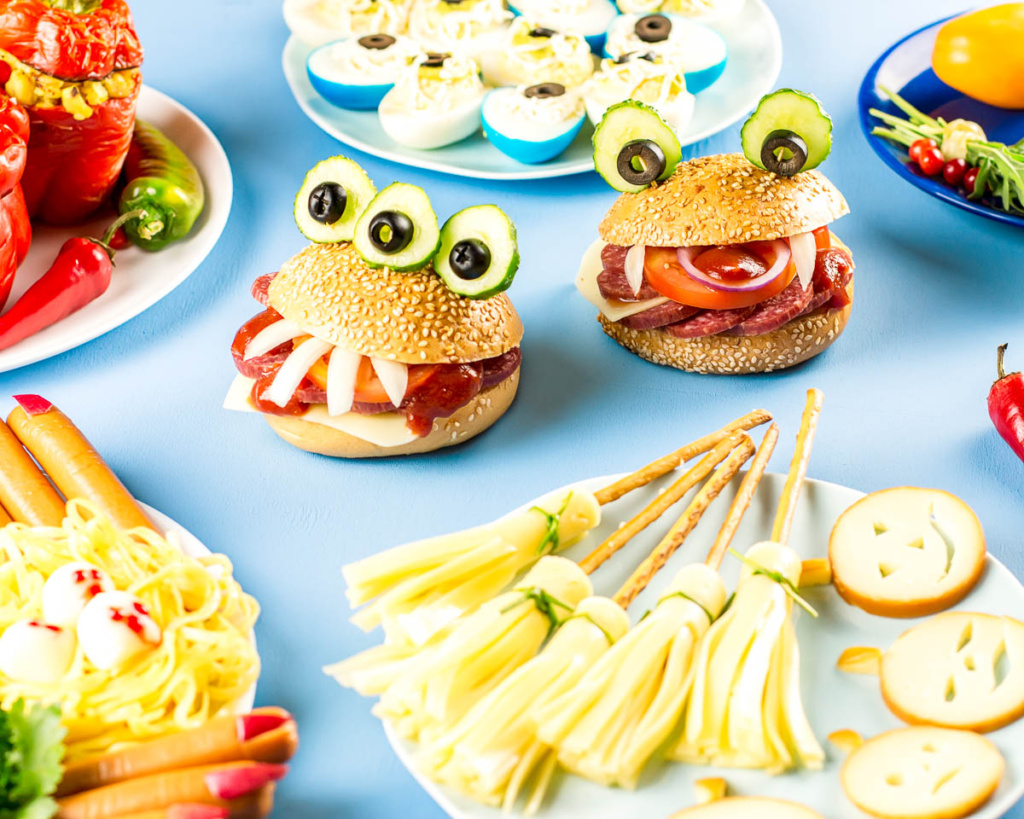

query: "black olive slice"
left=449, top=239, right=492, bottom=281
left=308, top=182, right=347, bottom=226
left=760, top=129, right=808, bottom=177
left=529, top=26, right=557, bottom=38
left=524, top=82, right=566, bottom=99
left=422, top=52, right=450, bottom=68
left=616, top=140, right=667, bottom=187
left=369, top=211, right=415, bottom=254
left=614, top=51, right=658, bottom=64
left=358, top=34, right=397, bottom=50
left=636, top=13, right=672, bottom=43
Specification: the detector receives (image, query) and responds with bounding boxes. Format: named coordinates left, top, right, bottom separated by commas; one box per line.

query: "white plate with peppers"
left=0, top=85, right=233, bottom=374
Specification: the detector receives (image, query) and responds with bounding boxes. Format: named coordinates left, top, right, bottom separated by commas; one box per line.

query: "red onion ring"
left=676, top=239, right=791, bottom=293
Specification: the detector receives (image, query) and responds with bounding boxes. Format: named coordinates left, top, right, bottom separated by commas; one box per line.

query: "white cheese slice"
left=575, top=239, right=670, bottom=322
left=223, top=375, right=418, bottom=448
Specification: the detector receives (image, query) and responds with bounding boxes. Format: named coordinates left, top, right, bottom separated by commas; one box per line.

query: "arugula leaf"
left=0, top=700, right=65, bottom=819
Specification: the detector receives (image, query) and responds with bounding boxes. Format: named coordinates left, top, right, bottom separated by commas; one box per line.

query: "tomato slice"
left=813, top=226, right=832, bottom=251
left=644, top=243, right=796, bottom=310
left=305, top=355, right=436, bottom=405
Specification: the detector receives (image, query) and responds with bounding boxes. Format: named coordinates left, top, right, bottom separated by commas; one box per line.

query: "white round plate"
left=384, top=471, right=1024, bottom=817
left=144, top=502, right=257, bottom=712
left=0, top=86, right=233, bottom=374
left=281, top=0, right=781, bottom=181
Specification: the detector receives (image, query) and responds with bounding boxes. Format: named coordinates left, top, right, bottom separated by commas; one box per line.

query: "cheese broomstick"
left=327, top=431, right=754, bottom=697
left=531, top=425, right=778, bottom=791
left=671, top=388, right=826, bottom=774
left=341, top=409, right=770, bottom=642
left=334, top=436, right=756, bottom=747
left=414, top=438, right=761, bottom=813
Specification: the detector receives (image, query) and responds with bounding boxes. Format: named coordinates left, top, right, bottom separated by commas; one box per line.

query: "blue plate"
left=858, top=14, right=1024, bottom=229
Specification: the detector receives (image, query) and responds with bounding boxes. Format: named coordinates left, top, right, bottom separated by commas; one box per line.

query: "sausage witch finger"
left=109, top=788, right=275, bottom=819
left=56, top=762, right=287, bottom=819
left=110, top=805, right=230, bottom=819
left=58, top=708, right=298, bottom=797
left=7, top=395, right=154, bottom=531
left=0, top=503, right=11, bottom=526
left=0, top=416, right=65, bottom=525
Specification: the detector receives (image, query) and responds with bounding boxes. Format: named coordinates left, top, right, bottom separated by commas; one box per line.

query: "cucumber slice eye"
left=593, top=100, right=683, bottom=193
left=741, top=88, right=833, bottom=176
left=353, top=183, right=441, bottom=271
left=435, top=205, right=519, bottom=299
left=294, top=156, right=377, bottom=243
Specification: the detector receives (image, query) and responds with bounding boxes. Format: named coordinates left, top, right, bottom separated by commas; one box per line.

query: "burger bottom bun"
left=598, top=284, right=853, bottom=376
left=264, top=369, right=520, bottom=458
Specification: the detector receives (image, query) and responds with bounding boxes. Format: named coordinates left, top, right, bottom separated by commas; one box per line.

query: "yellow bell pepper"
left=932, top=3, right=1024, bottom=109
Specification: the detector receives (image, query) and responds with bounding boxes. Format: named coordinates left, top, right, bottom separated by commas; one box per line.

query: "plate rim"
left=378, top=471, right=1024, bottom=819
left=857, top=13, right=1024, bottom=229
left=0, top=84, right=235, bottom=374
left=281, top=0, right=782, bottom=182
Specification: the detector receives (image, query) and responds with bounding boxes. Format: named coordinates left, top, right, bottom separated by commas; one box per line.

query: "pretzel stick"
left=613, top=436, right=755, bottom=609
left=706, top=424, right=779, bottom=571
left=594, top=409, right=771, bottom=505
left=771, top=389, right=824, bottom=546
left=579, top=433, right=747, bottom=575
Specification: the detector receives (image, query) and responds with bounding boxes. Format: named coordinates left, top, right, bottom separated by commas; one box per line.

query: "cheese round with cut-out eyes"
left=829, top=488, right=985, bottom=618
left=841, top=726, right=1003, bottom=819
left=670, top=797, right=822, bottom=818
left=881, top=612, right=1024, bottom=732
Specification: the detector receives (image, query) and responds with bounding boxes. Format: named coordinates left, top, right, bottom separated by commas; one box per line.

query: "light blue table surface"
left=2, top=0, right=1021, bottom=816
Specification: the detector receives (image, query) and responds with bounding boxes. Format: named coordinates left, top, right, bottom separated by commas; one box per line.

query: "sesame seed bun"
left=599, top=153, right=849, bottom=248
left=598, top=283, right=853, bottom=375
left=263, top=370, right=520, bottom=458
left=268, top=243, right=524, bottom=364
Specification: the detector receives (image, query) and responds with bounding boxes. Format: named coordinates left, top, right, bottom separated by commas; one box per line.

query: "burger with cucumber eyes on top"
left=225, top=156, right=523, bottom=458
left=578, top=89, right=855, bottom=375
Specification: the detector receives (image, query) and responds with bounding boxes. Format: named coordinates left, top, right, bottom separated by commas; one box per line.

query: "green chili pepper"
left=118, top=121, right=205, bottom=252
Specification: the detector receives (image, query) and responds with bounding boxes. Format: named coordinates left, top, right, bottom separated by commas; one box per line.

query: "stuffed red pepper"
left=0, top=0, right=144, bottom=225
left=0, top=94, right=31, bottom=312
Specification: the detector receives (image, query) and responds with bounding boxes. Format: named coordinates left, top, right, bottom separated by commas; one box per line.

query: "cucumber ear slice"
left=295, top=156, right=377, bottom=243
left=353, top=183, right=441, bottom=271
left=593, top=100, right=683, bottom=193
left=435, top=205, right=519, bottom=299
left=741, top=89, right=833, bottom=175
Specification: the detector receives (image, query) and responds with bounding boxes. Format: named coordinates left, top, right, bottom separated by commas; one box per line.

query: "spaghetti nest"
left=0, top=500, right=260, bottom=761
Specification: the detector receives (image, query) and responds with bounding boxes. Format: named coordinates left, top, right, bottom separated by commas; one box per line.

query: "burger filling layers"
left=582, top=226, right=853, bottom=338
left=231, top=275, right=520, bottom=438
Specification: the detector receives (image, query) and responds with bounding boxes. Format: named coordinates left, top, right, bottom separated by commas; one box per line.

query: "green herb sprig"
left=729, top=548, right=818, bottom=618
left=531, top=492, right=574, bottom=555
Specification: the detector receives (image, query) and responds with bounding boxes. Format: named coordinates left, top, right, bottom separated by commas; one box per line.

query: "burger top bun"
left=268, top=242, right=524, bottom=365
left=599, top=153, right=850, bottom=249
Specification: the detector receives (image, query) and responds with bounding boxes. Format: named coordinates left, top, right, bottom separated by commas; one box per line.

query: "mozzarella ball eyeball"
left=77, top=591, right=163, bottom=671
left=42, top=561, right=116, bottom=628
left=0, top=619, right=76, bottom=683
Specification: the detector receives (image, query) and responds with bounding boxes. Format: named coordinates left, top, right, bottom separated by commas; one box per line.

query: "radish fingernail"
left=13, top=394, right=53, bottom=415
left=168, top=806, right=230, bottom=819
left=205, top=763, right=288, bottom=799
left=238, top=710, right=292, bottom=741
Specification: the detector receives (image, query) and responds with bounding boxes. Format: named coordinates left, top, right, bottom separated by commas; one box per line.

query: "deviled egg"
left=307, top=33, right=420, bottom=109
left=614, top=0, right=744, bottom=26
left=508, top=0, right=619, bottom=52
left=285, top=0, right=412, bottom=48
left=485, top=18, right=596, bottom=89
left=482, top=83, right=587, bottom=164
left=583, top=53, right=694, bottom=133
left=379, top=52, right=487, bottom=149
left=407, top=0, right=511, bottom=61
left=605, top=13, right=727, bottom=93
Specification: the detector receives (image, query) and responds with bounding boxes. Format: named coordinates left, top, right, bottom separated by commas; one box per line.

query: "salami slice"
left=799, top=288, right=833, bottom=316
left=598, top=244, right=659, bottom=302
left=665, top=307, right=754, bottom=339
left=235, top=351, right=289, bottom=380
left=619, top=301, right=701, bottom=330
left=252, top=273, right=277, bottom=306
left=481, top=347, right=522, bottom=389
left=730, top=279, right=815, bottom=337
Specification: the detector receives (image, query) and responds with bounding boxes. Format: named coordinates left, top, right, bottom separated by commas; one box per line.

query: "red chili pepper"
left=0, top=209, right=144, bottom=350
left=988, top=344, right=1024, bottom=463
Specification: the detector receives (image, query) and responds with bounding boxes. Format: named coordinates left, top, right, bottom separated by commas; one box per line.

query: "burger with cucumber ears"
left=579, top=90, right=855, bottom=375
left=226, top=155, right=523, bottom=458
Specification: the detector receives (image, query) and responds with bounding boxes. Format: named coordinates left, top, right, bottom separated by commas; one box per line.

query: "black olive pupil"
left=422, top=52, right=450, bottom=68
left=617, top=139, right=666, bottom=187
left=308, top=182, right=347, bottom=225
left=358, top=34, right=396, bottom=50
left=760, top=129, right=808, bottom=177
left=449, top=239, right=491, bottom=280
left=636, top=13, right=672, bottom=43
left=369, top=210, right=414, bottom=254
left=529, top=26, right=557, bottom=38
left=524, top=82, right=566, bottom=99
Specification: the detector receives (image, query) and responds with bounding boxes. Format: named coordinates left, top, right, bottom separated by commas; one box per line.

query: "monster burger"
left=578, top=91, right=854, bottom=374
left=226, top=156, right=523, bottom=458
